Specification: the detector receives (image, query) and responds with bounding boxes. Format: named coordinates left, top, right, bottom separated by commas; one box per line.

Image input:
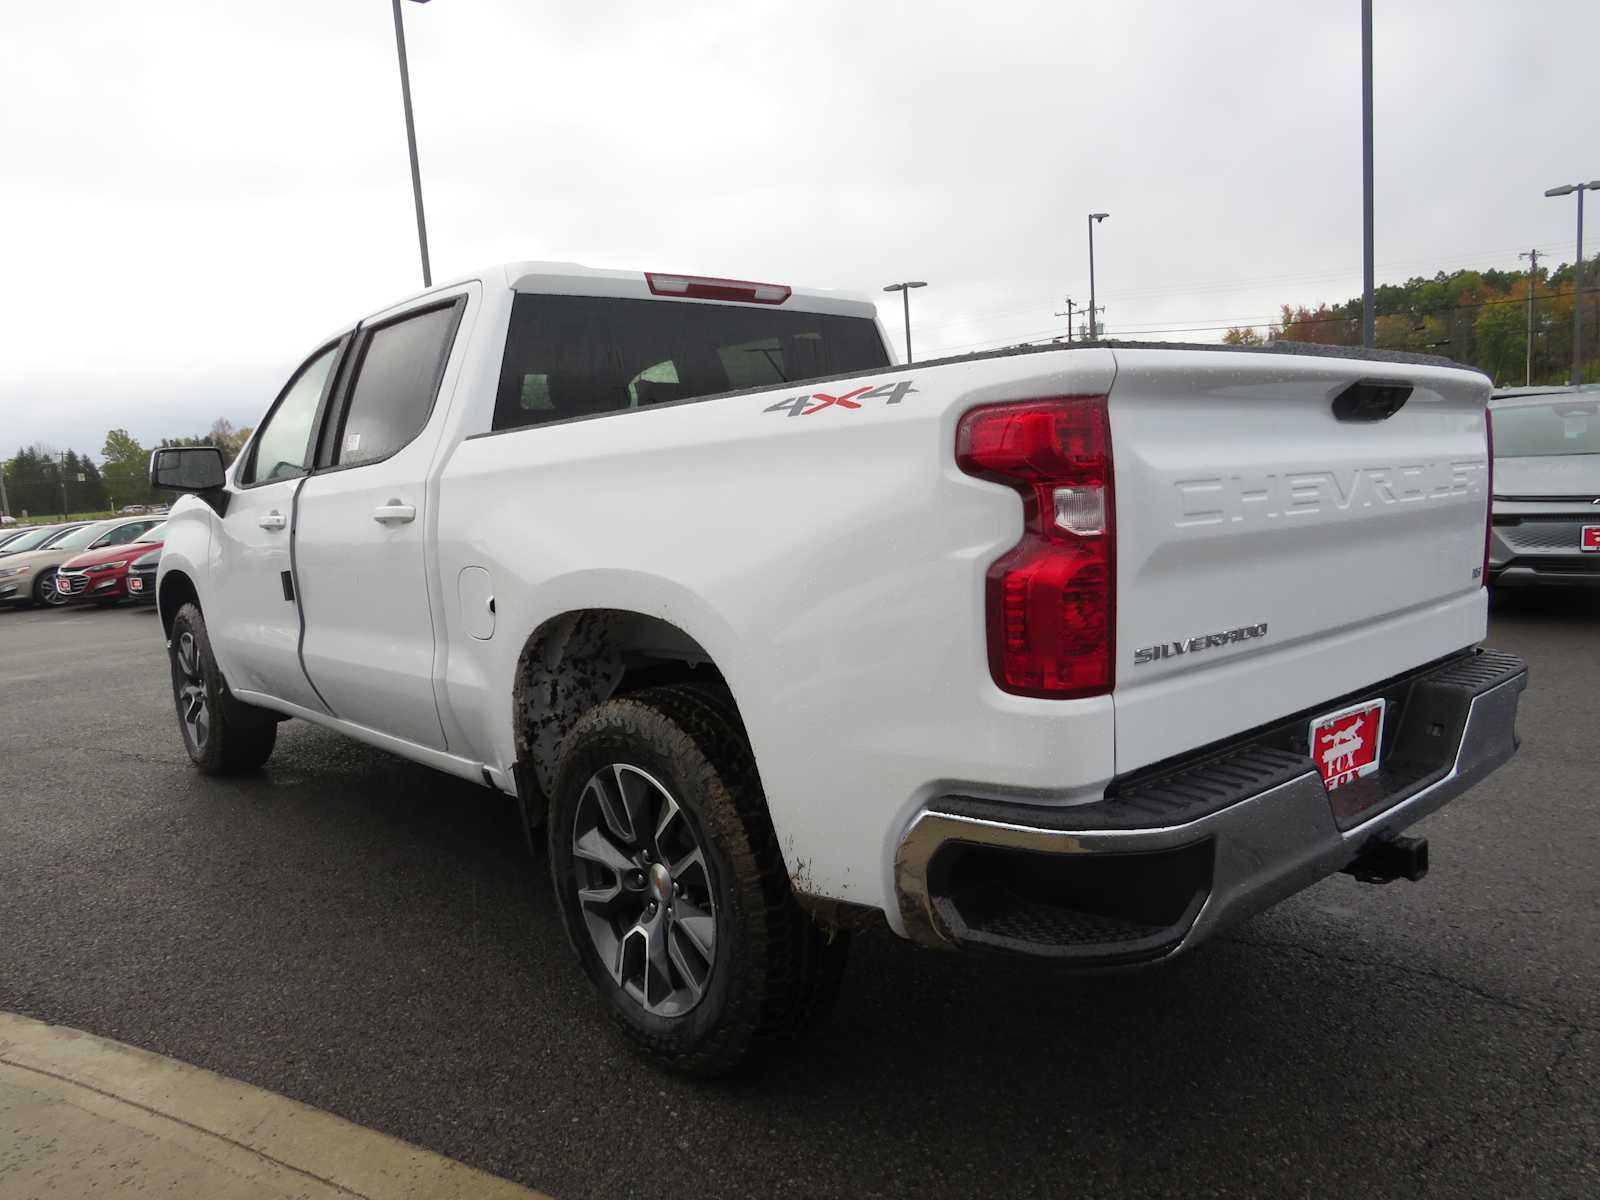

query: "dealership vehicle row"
left=0, top=516, right=164, bottom=608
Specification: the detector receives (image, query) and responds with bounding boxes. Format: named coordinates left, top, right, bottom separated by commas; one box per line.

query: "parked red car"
left=54, top=523, right=166, bottom=607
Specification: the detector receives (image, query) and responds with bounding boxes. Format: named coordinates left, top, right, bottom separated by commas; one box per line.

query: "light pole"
left=882, top=281, right=927, bottom=364
left=1087, top=213, right=1108, bottom=339
left=1545, top=180, right=1599, bottom=385
left=392, top=0, right=433, bottom=288
left=1361, top=0, right=1375, bottom=347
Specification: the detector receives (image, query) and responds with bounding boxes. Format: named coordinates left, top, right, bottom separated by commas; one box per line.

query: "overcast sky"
left=3, top=0, right=1596, bottom=459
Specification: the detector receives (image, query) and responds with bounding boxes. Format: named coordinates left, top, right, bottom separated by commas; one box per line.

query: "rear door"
left=1108, top=349, right=1492, bottom=772
left=293, top=288, right=472, bottom=750
left=209, top=338, right=347, bottom=712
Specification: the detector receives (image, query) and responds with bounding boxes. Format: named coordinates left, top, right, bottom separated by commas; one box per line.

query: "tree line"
left=1222, top=256, right=1597, bottom=386
left=2, top=420, right=251, bottom=518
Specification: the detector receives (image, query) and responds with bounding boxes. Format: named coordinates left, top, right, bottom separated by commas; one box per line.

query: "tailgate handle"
left=1332, top=379, right=1412, bottom=422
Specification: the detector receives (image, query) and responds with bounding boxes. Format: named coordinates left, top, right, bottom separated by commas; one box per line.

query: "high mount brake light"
left=1483, top=408, right=1494, bottom=587
left=644, top=272, right=792, bottom=305
left=956, top=396, right=1115, bottom=699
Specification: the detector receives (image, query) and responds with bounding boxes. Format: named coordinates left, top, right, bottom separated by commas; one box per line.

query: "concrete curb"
left=0, top=1012, right=549, bottom=1199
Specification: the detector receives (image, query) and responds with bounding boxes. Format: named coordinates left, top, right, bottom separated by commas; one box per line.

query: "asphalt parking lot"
left=1, top=597, right=1595, bottom=1200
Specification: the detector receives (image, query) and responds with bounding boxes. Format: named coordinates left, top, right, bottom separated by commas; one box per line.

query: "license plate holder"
left=1310, top=698, right=1386, bottom=790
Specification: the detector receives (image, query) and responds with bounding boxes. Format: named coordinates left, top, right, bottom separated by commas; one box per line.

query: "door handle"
left=258, top=510, right=287, bottom=531
left=373, top=500, right=416, bottom=524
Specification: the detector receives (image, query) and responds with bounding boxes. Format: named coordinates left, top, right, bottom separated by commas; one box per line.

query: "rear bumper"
left=894, top=648, right=1526, bottom=963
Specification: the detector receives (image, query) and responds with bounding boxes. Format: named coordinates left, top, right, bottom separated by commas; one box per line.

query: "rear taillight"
left=956, top=396, right=1115, bottom=698
left=1482, top=407, right=1494, bottom=586
left=645, top=272, right=792, bottom=305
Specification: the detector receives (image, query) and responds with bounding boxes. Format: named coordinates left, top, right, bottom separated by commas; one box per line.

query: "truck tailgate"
left=1108, top=348, right=1491, bottom=773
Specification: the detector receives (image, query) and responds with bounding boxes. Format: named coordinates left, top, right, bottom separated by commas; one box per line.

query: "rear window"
left=492, top=295, right=890, bottom=432
left=1492, top=400, right=1600, bottom=457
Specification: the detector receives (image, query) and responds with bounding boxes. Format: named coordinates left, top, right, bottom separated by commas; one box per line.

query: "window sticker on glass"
left=344, top=432, right=361, bottom=454
left=520, top=374, right=553, bottom=411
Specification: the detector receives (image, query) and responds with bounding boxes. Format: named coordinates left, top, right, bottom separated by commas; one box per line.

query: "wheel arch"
left=510, top=608, right=741, bottom=802
left=157, top=568, right=201, bottom=639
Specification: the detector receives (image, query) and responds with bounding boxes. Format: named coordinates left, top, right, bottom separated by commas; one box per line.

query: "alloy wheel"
left=40, top=571, right=69, bottom=607
left=572, top=763, right=717, bottom=1017
left=174, top=631, right=210, bottom=751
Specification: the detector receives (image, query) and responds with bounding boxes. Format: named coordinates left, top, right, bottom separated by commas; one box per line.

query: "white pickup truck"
left=151, top=262, right=1526, bottom=1074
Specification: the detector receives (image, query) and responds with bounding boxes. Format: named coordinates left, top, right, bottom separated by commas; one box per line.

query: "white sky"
left=2, top=0, right=1596, bottom=458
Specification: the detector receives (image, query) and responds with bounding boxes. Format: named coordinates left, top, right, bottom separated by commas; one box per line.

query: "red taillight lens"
left=645, top=272, right=792, bottom=305
left=1482, top=407, right=1494, bottom=587
left=956, top=396, right=1115, bottom=698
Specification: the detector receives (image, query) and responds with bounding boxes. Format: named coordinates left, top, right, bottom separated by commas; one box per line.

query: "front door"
left=294, top=293, right=469, bottom=751
left=208, top=339, right=345, bottom=713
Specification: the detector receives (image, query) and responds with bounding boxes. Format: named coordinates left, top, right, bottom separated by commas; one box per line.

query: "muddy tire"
left=549, top=683, right=846, bottom=1076
left=168, top=602, right=278, bottom=775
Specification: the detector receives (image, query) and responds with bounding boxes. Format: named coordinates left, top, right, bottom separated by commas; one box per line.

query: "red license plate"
left=1310, top=699, right=1386, bottom=790
left=1582, top=526, right=1600, bottom=553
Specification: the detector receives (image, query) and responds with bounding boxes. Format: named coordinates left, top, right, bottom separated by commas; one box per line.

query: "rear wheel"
left=168, top=602, right=278, bottom=774
left=548, top=683, right=846, bottom=1076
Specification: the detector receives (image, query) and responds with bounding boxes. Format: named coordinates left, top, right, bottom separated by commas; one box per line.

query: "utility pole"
left=1519, top=248, right=1541, bottom=385
left=1360, top=0, right=1375, bottom=347
left=1054, top=298, right=1076, bottom=342
left=392, top=0, right=433, bottom=288
left=57, top=451, right=68, bottom=520
left=1075, top=303, right=1104, bottom=342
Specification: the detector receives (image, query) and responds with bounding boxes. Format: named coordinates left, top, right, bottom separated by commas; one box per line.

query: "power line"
left=907, top=241, right=1576, bottom=335
left=933, top=288, right=1590, bottom=358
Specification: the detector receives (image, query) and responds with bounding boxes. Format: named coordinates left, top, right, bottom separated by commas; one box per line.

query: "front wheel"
left=549, top=683, right=846, bottom=1076
left=168, top=602, right=278, bottom=774
left=32, top=570, right=67, bottom=608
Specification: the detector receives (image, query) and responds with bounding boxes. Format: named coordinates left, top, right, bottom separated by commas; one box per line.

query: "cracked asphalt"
left=1, top=594, right=1595, bottom=1199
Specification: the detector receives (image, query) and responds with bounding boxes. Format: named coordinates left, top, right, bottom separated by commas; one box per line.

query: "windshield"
left=7, top=525, right=77, bottom=553
left=1492, top=400, right=1600, bottom=458
left=43, top=523, right=116, bottom=552
left=136, top=522, right=168, bottom=544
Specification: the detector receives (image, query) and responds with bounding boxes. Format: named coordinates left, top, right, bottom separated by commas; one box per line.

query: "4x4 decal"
left=763, top=379, right=918, bottom=417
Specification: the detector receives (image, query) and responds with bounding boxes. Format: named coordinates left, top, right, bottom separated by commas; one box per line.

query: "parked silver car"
left=1488, top=385, right=1600, bottom=588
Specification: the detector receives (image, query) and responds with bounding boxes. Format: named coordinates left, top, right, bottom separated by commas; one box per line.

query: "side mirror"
left=149, top=446, right=226, bottom=492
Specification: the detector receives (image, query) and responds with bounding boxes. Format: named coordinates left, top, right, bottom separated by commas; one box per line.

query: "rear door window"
left=331, top=301, right=463, bottom=467
left=493, top=295, right=890, bottom=432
